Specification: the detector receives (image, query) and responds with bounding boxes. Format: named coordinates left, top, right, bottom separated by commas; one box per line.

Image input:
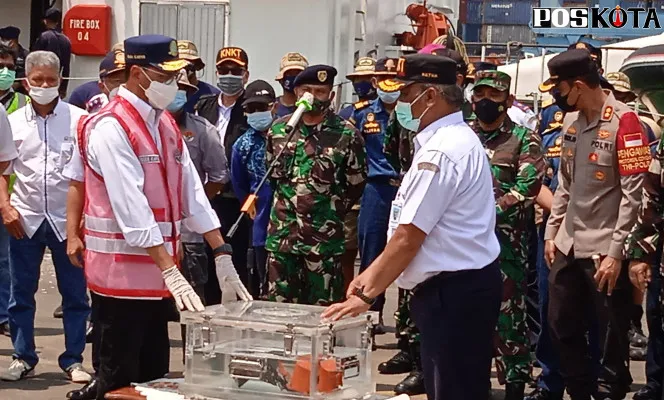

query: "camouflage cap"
left=474, top=70, right=511, bottom=91
left=605, top=71, right=631, bottom=93
left=346, top=57, right=376, bottom=79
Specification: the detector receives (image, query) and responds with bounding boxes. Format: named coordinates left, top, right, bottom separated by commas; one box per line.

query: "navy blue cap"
left=374, top=58, right=398, bottom=76
left=378, top=54, right=457, bottom=93
left=294, top=64, right=337, bottom=87
left=124, top=35, right=189, bottom=72
left=539, top=49, right=597, bottom=92
left=99, top=48, right=126, bottom=78
left=0, top=26, right=20, bottom=40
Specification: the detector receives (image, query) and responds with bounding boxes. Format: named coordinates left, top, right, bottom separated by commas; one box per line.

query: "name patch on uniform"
left=363, top=118, right=381, bottom=134
left=138, top=155, right=160, bottom=164
left=591, top=139, right=613, bottom=151
left=417, top=162, right=439, bottom=172
left=183, top=131, right=195, bottom=142
left=616, top=112, right=651, bottom=176
left=564, top=134, right=577, bottom=143
left=546, top=135, right=562, bottom=158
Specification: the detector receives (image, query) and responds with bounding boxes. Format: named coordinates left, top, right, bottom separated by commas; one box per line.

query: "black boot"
left=524, top=387, right=564, bottom=400
left=372, top=312, right=386, bottom=336
left=66, top=378, right=98, bottom=400
left=378, top=350, right=412, bottom=374
left=394, top=342, right=425, bottom=396
left=504, top=383, right=525, bottom=400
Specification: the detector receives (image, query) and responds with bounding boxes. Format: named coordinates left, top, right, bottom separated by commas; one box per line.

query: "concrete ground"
left=0, top=256, right=647, bottom=399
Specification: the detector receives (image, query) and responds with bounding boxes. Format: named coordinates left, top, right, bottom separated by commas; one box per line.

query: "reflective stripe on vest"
left=85, top=214, right=182, bottom=239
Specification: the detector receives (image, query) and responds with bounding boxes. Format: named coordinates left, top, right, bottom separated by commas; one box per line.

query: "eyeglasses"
left=217, top=66, right=245, bottom=76
left=0, top=63, right=16, bottom=71
left=245, top=103, right=272, bottom=113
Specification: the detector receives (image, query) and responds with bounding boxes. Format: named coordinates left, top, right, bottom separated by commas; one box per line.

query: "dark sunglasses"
left=244, top=103, right=272, bottom=114
left=218, top=67, right=244, bottom=76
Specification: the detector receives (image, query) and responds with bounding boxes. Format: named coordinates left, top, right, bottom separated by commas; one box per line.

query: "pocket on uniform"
left=58, top=142, right=74, bottom=171
left=268, top=138, right=294, bottom=180
left=310, top=147, right=338, bottom=188
left=588, top=151, right=614, bottom=185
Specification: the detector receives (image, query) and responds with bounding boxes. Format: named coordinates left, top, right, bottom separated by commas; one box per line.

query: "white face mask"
left=29, top=85, right=60, bottom=105
left=140, top=68, right=178, bottom=110
left=107, top=86, right=119, bottom=101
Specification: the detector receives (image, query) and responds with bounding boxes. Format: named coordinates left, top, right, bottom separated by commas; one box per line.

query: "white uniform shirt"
left=389, top=111, right=501, bottom=290
left=83, top=86, right=220, bottom=249
left=215, top=96, right=234, bottom=145
left=0, top=105, right=18, bottom=165
left=7, top=100, right=87, bottom=240
left=507, top=104, right=538, bottom=131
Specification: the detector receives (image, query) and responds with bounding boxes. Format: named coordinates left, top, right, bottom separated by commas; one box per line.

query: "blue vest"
left=350, top=99, right=398, bottom=180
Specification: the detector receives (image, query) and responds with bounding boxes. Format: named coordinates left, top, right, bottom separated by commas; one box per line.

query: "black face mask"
left=473, top=98, right=506, bottom=124
left=311, top=98, right=332, bottom=114
left=553, top=88, right=577, bottom=112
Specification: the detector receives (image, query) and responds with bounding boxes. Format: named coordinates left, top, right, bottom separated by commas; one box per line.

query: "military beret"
left=0, top=26, right=20, bottom=40
left=294, top=64, right=337, bottom=87
left=539, top=49, right=598, bottom=92
left=377, top=54, right=457, bottom=93
left=474, top=70, right=511, bottom=92
left=124, top=34, right=189, bottom=72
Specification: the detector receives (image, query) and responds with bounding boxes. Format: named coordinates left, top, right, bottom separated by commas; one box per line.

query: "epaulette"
left=513, top=100, right=532, bottom=113
left=354, top=100, right=370, bottom=110
left=541, top=98, right=554, bottom=109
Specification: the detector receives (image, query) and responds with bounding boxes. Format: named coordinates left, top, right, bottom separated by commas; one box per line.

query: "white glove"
left=215, top=254, right=253, bottom=303
left=162, top=266, right=205, bottom=312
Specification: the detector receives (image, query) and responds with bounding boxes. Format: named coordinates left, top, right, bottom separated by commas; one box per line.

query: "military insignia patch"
left=567, top=127, right=577, bottom=135
left=616, top=112, right=651, bottom=176
left=601, top=106, right=614, bottom=121
left=594, top=170, right=605, bottom=180
left=385, top=59, right=396, bottom=72
left=555, top=136, right=562, bottom=145
left=554, top=111, right=563, bottom=122
left=183, top=131, right=195, bottom=142
left=318, top=70, right=327, bottom=83
left=597, top=130, right=611, bottom=139
left=169, top=40, right=178, bottom=57
left=367, top=113, right=375, bottom=122
left=589, top=152, right=598, bottom=162
left=417, top=162, right=440, bottom=172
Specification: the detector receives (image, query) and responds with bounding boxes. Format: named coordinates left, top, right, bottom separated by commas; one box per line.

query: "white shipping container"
left=481, top=24, right=535, bottom=44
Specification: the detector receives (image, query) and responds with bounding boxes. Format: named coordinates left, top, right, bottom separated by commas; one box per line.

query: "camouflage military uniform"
left=265, top=112, right=367, bottom=305
left=470, top=70, right=546, bottom=385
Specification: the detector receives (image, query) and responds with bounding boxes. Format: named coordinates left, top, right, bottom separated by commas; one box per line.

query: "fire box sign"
left=63, top=5, right=112, bottom=56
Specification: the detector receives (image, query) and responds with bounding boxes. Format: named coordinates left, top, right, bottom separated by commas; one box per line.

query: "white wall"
left=0, top=1, right=32, bottom=50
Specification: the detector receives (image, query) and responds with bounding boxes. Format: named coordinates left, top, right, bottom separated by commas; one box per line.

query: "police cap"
left=99, top=47, right=126, bottom=78
left=124, top=35, right=189, bottom=72
left=377, top=54, right=457, bottom=93
left=0, top=26, right=20, bottom=40
left=294, top=65, right=337, bottom=87
left=374, top=58, right=398, bottom=76
left=539, top=49, right=598, bottom=92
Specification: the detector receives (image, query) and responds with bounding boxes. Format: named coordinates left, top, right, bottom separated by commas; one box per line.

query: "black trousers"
left=95, top=295, right=171, bottom=400
left=410, top=260, right=502, bottom=400
left=548, top=250, right=632, bottom=399
left=645, top=247, right=664, bottom=396
left=90, top=292, right=101, bottom=375
left=204, top=196, right=251, bottom=305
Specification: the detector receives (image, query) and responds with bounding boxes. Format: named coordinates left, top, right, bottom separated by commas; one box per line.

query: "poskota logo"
left=532, top=6, right=661, bottom=29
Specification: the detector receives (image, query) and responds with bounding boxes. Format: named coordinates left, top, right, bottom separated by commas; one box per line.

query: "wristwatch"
left=352, top=287, right=376, bottom=306
left=212, top=243, right=233, bottom=256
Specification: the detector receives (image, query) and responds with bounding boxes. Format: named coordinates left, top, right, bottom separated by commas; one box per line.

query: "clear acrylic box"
left=180, top=301, right=376, bottom=400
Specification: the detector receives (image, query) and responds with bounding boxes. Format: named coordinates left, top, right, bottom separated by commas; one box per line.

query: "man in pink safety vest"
left=71, top=34, right=252, bottom=400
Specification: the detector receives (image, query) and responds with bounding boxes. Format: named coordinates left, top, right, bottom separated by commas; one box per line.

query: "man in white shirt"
left=0, top=50, right=91, bottom=383
left=0, top=104, right=18, bottom=337
left=323, top=54, right=503, bottom=400
left=75, top=35, right=251, bottom=400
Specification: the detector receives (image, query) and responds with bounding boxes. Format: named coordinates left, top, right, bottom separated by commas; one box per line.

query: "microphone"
left=285, top=92, right=314, bottom=133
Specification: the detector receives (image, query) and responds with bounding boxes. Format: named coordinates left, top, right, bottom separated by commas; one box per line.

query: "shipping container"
left=483, top=0, right=534, bottom=25
left=462, top=23, right=483, bottom=42
left=466, top=0, right=484, bottom=25
left=482, top=24, right=535, bottom=44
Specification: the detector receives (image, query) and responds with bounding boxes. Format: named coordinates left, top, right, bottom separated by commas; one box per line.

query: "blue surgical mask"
left=217, top=74, right=244, bottom=96
left=377, top=88, right=400, bottom=105
left=353, top=81, right=376, bottom=99
left=281, top=76, right=296, bottom=93
left=247, top=110, right=274, bottom=132
left=166, top=90, right=188, bottom=113
left=395, top=90, right=431, bottom=132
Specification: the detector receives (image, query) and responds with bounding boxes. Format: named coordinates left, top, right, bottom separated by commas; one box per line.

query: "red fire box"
left=63, top=5, right=112, bottom=56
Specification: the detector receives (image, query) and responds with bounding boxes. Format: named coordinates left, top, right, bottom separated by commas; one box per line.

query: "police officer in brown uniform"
left=541, top=49, right=650, bottom=400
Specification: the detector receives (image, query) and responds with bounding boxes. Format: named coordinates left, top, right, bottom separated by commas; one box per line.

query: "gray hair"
left=25, top=51, right=60, bottom=76
left=422, top=83, right=464, bottom=108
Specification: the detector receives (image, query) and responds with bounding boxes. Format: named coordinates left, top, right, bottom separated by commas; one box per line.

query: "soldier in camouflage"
left=469, top=70, right=545, bottom=400
left=265, top=65, right=367, bottom=306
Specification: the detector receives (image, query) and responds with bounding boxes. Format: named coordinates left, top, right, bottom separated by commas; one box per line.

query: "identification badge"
left=387, top=200, right=403, bottom=240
